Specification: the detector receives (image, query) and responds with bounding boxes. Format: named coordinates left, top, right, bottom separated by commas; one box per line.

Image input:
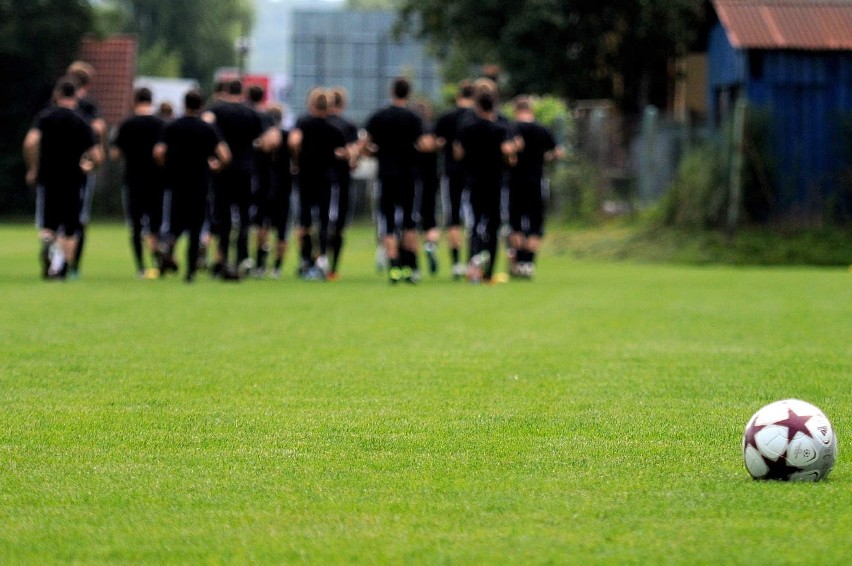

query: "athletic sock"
left=73, top=225, right=86, bottom=272
left=132, top=234, right=144, bottom=273
left=256, top=246, right=269, bottom=271
left=330, top=233, right=343, bottom=273
left=300, top=233, right=312, bottom=265
left=451, top=247, right=459, bottom=265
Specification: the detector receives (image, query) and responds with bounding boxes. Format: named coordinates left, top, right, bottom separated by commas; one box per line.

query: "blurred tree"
left=398, top=0, right=708, bottom=112
left=0, top=0, right=93, bottom=212
left=98, top=0, right=254, bottom=88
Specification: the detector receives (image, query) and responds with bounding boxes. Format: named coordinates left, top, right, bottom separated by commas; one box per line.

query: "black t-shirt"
left=272, top=127, right=293, bottom=186
left=294, top=114, right=346, bottom=180
left=209, top=101, right=264, bottom=173
left=435, top=106, right=474, bottom=174
left=512, top=121, right=557, bottom=180
left=32, top=106, right=96, bottom=188
left=365, top=105, right=423, bottom=178
left=77, top=96, right=101, bottom=124
left=327, top=114, right=359, bottom=145
left=457, top=115, right=510, bottom=185
left=417, top=118, right=439, bottom=178
left=113, top=114, right=166, bottom=188
left=160, top=116, right=222, bottom=193
left=327, top=113, right=358, bottom=177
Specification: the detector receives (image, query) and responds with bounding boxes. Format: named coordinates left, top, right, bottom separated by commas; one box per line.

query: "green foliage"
left=657, top=140, right=728, bottom=228
left=399, top=0, right=709, bottom=109
left=0, top=223, right=850, bottom=562
left=0, top=0, right=93, bottom=212
left=136, top=40, right=182, bottom=77
left=658, top=107, right=783, bottom=229
left=100, top=0, right=254, bottom=87
left=554, top=157, right=606, bottom=225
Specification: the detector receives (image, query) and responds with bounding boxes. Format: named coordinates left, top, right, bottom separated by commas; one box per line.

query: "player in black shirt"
left=454, top=90, right=516, bottom=283
left=111, top=87, right=166, bottom=278
left=365, top=77, right=427, bottom=284
left=247, top=84, right=278, bottom=277
left=66, top=61, right=107, bottom=278
left=266, top=105, right=294, bottom=279
left=434, top=80, right=475, bottom=279
left=326, top=87, right=361, bottom=280
left=288, top=88, right=348, bottom=279
left=23, top=78, right=101, bottom=279
left=154, top=90, right=231, bottom=282
left=412, top=99, right=441, bottom=276
left=204, top=79, right=280, bottom=278
left=508, top=96, right=563, bottom=278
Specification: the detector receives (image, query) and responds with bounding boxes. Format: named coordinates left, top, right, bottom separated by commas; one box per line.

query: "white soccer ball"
left=743, top=399, right=837, bottom=481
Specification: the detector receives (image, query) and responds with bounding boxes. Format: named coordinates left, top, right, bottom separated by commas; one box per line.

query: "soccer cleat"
left=315, top=255, right=330, bottom=277
left=301, top=266, right=326, bottom=281
left=467, top=251, right=490, bottom=284
left=375, top=245, right=388, bottom=273
left=237, top=258, right=255, bottom=279
left=271, top=268, right=282, bottom=280
left=388, top=266, right=402, bottom=284
left=401, top=266, right=419, bottom=285
left=451, top=262, right=467, bottom=280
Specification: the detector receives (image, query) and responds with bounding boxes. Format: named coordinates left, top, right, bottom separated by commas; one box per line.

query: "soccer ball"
left=742, top=399, right=837, bottom=481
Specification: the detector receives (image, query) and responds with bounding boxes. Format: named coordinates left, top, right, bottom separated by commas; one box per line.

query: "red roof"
left=78, top=35, right=138, bottom=125
left=713, top=0, right=852, bottom=50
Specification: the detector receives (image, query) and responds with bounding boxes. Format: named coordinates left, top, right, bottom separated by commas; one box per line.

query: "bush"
left=657, top=140, right=727, bottom=228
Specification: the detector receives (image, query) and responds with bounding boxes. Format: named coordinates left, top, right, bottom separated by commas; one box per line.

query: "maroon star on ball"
left=743, top=417, right=765, bottom=450
left=776, top=407, right=814, bottom=442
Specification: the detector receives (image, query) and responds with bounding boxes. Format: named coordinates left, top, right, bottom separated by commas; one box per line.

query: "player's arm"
left=91, top=117, right=107, bottom=144
left=153, top=142, right=167, bottom=167
left=22, top=128, right=41, bottom=186
left=255, top=125, right=282, bottom=153
left=287, top=128, right=302, bottom=174
left=452, top=140, right=464, bottom=162
left=501, top=138, right=518, bottom=167
left=545, top=145, right=566, bottom=162
left=415, top=133, right=437, bottom=153
left=81, top=143, right=104, bottom=173
left=210, top=141, right=231, bottom=172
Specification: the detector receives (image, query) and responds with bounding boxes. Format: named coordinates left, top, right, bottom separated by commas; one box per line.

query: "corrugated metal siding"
left=714, top=0, right=852, bottom=50
left=708, top=15, right=852, bottom=212
left=748, top=51, right=852, bottom=207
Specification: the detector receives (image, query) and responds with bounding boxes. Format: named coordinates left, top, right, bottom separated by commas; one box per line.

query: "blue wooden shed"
left=708, top=0, right=852, bottom=216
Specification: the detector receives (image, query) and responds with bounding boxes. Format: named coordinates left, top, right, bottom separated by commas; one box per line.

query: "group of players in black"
left=24, top=66, right=562, bottom=284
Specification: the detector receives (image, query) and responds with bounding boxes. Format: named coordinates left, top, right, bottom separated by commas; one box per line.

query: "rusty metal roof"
left=713, top=0, right=852, bottom=50
left=78, top=35, right=137, bottom=125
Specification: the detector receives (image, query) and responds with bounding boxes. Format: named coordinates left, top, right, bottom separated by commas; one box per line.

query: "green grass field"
left=1, top=222, right=850, bottom=564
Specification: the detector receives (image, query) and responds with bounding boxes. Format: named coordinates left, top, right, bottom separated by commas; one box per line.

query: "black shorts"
left=36, top=182, right=82, bottom=237
left=508, top=176, right=545, bottom=237
left=444, top=168, right=467, bottom=227
left=417, top=173, right=439, bottom=232
left=378, top=174, right=417, bottom=236
left=296, top=173, right=331, bottom=230
left=124, top=184, right=165, bottom=235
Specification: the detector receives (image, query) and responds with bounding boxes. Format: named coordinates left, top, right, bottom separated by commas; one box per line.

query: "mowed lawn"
left=0, top=221, right=850, bottom=564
